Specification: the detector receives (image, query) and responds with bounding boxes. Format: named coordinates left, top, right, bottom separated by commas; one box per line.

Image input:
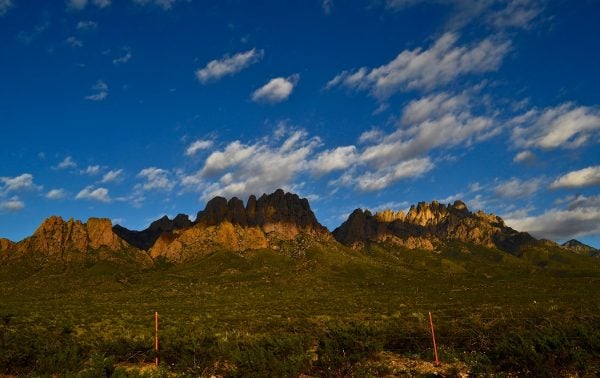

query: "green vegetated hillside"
left=1, top=190, right=599, bottom=376
left=2, top=240, right=599, bottom=377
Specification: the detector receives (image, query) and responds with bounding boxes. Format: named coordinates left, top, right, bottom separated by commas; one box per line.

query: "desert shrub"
left=227, top=334, right=312, bottom=377
left=315, top=322, right=383, bottom=377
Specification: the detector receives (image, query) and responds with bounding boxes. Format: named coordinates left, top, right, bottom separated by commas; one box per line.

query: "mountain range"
left=0, top=189, right=597, bottom=265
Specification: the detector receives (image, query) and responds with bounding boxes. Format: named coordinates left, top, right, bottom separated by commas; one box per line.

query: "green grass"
left=1, top=240, right=599, bottom=376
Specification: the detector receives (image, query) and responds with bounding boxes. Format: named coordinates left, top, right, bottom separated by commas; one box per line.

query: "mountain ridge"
left=0, top=190, right=597, bottom=264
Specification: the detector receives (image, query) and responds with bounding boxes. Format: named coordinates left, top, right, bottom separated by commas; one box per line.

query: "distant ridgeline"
left=0, top=189, right=597, bottom=265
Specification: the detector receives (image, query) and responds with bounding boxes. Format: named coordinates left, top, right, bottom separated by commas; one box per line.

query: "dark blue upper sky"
left=1, top=0, right=599, bottom=247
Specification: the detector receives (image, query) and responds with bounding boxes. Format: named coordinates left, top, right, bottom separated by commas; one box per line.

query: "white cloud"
left=251, top=74, right=299, bottom=104
left=82, top=165, right=101, bottom=175
left=489, top=0, right=542, bottom=30
left=506, top=206, right=600, bottom=241
left=332, top=157, right=434, bottom=191
left=550, top=166, right=600, bottom=189
left=85, top=80, right=108, bottom=101
left=0, top=197, right=24, bottom=212
left=55, top=156, right=77, bottom=170
left=511, top=102, right=600, bottom=149
left=513, top=150, right=535, bottom=163
left=310, top=146, right=358, bottom=175
left=17, top=22, right=50, bottom=44
left=68, top=0, right=110, bottom=10
left=113, top=47, right=132, bottom=65
left=94, top=0, right=111, bottom=7
left=0, top=0, right=13, bottom=16
left=182, top=129, right=319, bottom=201
left=195, top=49, right=264, bottom=84
left=322, top=0, right=333, bottom=14
left=100, top=169, right=124, bottom=183
left=46, top=189, right=67, bottom=200
left=75, top=186, right=111, bottom=202
left=132, top=0, right=175, bottom=10
left=385, top=0, right=542, bottom=31
left=0, top=173, right=41, bottom=195
left=358, top=129, right=384, bottom=144
left=494, top=177, right=542, bottom=198
left=326, top=33, right=510, bottom=99
left=137, top=167, right=174, bottom=191
left=359, top=91, right=497, bottom=168
left=68, top=0, right=88, bottom=10
left=66, top=36, right=83, bottom=48
left=185, top=139, right=213, bottom=157
left=77, top=21, right=98, bottom=30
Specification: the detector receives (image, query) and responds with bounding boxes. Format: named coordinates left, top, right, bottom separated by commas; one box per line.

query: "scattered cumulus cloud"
left=310, top=146, right=358, bottom=175
left=132, top=0, right=176, bottom=10
left=511, top=102, right=600, bottom=149
left=75, top=186, right=111, bottom=202
left=17, top=22, right=50, bottom=45
left=489, top=0, right=543, bottom=30
left=137, top=167, right=174, bottom=191
left=77, top=20, right=98, bottom=30
left=0, top=174, right=42, bottom=196
left=100, top=169, right=124, bottom=183
left=326, top=33, right=510, bottom=99
left=322, top=0, right=333, bottom=14
left=506, top=206, right=600, bottom=241
left=66, top=36, right=83, bottom=48
left=85, top=80, right=108, bottom=101
left=181, top=128, right=320, bottom=201
left=550, top=166, right=600, bottom=189
left=55, top=156, right=77, bottom=170
left=494, top=177, right=542, bottom=198
left=332, top=157, right=434, bottom=191
left=384, top=0, right=543, bottom=31
left=513, top=150, right=536, bottom=163
left=46, top=189, right=67, bottom=200
left=185, top=140, right=213, bottom=156
left=0, top=0, right=13, bottom=17
left=113, top=47, right=132, bottom=65
left=196, top=49, right=264, bottom=84
left=359, top=91, right=497, bottom=168
left=0, top=197, right=24, bottom=212
left=82, top=165, right=101, bottom=175
left=68, top=0, right=111, bottom=10
left=251, top=74, right=299, bottom=104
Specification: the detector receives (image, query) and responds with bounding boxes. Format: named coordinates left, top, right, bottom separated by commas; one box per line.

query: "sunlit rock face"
left=5, top=216, right=136, bottom=262
left=149, top=189, right=331, bottom=262
left=333, top=200, right=535, bottom=252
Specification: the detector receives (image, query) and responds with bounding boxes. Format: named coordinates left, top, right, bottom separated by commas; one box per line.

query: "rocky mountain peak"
left=195, top=189, right=326, bottom=233
left=561, top=239, right=597, bottom=254
left=333, top=200, right=534, bottom=253
left=16, top=216, right=131, bottom=257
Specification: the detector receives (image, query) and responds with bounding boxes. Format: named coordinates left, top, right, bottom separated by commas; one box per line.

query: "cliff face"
left=8, top=216, right=137, bottom=261
left=150, top=189, right=330, bottom=262
left=333, top=200, right=535, bottom=253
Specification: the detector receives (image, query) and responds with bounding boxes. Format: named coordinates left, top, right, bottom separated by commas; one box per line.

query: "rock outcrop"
left=333, top=200, right=535, bottom=253
left=561, top=239, right=598, bottom=256
left=113, top=214, right=193, bottom=250
left=10, top=216, right=137, bottom=261
left=150, top=189, right=330, bottom=262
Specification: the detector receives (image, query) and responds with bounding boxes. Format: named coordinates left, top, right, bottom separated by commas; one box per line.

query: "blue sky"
left=1, top=0, right=599, bottom=247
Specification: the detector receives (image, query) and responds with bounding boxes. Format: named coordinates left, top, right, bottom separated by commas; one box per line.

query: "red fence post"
left=155, top=311, right=159, bottom=367
left=428, top=311, right=440, bottom=366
